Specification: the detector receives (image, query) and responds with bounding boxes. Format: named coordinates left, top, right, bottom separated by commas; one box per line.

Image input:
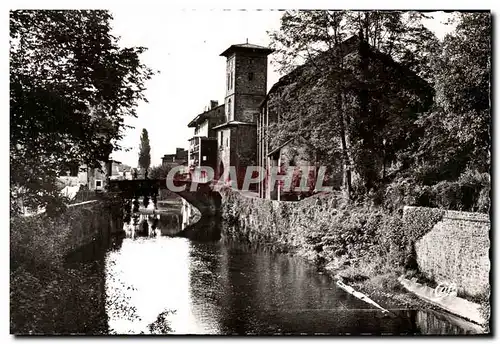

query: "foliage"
left=147, top=309, right=176, bottom=334
left=404, top=12, right=491, bottom=185
left=268, top=11, right=491, bottom=208
left=10, top=216, right=70, bottom=274
left=10, top=10, right=153, bottom=214
left=268, top=10, right=437, bottom=197
left=383, top=169, right=490, bottom=213
left=270, top=10, right=439, bottom=80
left=400, top=206, right=444, bottom=268
left=149, top=163, right=173, bottom=180
left=10, top=213, right=109, bottom=334
left=138, top=128, right=151, bottom=170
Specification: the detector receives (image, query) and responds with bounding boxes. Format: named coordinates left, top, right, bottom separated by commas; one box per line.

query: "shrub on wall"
left=382, top=169, right=490, bottom=213
left=400, top=206, right=445, bottom=270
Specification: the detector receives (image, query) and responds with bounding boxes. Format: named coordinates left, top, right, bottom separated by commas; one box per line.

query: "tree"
left=10, top=10, right=153, bottom=214
left=149, top=164, right=173, bottom=180
left=268, top=10, right=436, bottom=197
left=138, top=129, right=151, bottom=171
left=408, top=12, right=491, bottom=183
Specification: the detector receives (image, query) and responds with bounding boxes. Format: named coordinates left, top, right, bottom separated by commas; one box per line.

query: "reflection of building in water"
left=158, top=213, right=182, bottom=236
left=181, top=201, right=201, bottom=230
left=124, top=209, right=182, bottom=238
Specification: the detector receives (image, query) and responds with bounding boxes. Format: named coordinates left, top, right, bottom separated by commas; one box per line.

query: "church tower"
left=213, top=42, right=273, bottom=187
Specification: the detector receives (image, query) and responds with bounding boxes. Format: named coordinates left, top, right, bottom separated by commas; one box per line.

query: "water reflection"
left=64, top=198, right=484, bottom=335
left=101, top=221, right=483, bottom=335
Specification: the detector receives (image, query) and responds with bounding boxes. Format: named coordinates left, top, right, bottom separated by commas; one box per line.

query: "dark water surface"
left=69, top=210, right=482, bottom=335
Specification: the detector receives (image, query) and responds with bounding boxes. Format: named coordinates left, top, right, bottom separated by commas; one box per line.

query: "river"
left=66, top=202, right=483, bottom=335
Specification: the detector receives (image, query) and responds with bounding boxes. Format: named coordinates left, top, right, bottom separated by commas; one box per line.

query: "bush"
left=10, top=210, right=110, bottom=334
left=10, top=216, right=70, bottom=274
left=382, top=169, right=490, bottom=213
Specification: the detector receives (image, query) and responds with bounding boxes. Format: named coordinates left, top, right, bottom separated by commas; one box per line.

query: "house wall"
left=233, top=54, right=268, bottom=122
left=235, top=125, right=257, bottom=188
left=216, top=128, right=233, bottom=179
left=200, top=139, right=218, bottom=172
left=234, top=54, right=268, bottom=96
left=196, top=121, right=209, bottom=137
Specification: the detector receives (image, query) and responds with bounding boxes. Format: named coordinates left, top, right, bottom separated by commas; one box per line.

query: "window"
left=226, top=138, right=229, bottom=147
left=227, top=99, right=232, bottom=120
left=227, top=73, right=230, bottom=90
left=220, top=131, right=224, bottom=148
left=248, top=72, right=254, bottom=81
left=230, top=71, right=234, bottom=89
left=202, top=155, right=207, bottom=161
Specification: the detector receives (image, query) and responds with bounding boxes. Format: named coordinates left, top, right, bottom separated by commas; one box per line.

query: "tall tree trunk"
left=338, top=106, right=352, bottom=198
left=332, top=28, right=352, bottom=199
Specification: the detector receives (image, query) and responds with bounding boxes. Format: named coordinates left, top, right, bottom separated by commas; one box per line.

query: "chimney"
left=210, top=100, right=218, bottom=109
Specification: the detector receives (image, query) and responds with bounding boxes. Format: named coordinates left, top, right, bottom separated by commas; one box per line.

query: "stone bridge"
left=108, top=179, right=221, bottom=216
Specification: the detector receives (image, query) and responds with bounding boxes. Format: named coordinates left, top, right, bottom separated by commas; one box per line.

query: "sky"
left=108, top=10, right=456, bottom=167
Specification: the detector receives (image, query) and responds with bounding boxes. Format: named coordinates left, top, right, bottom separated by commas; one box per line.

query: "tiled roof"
left=220, top=43, right=274, bottom=57
left=187, top=104, right=225, bottom=128
left=232, top=43, right=270, bottom=49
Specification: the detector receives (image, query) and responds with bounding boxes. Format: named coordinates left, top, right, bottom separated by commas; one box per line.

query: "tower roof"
left=220, top=42, right=274, bottom=57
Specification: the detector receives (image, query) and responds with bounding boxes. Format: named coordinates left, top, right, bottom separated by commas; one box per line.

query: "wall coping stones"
left=403, top=206, right=490, bottom=224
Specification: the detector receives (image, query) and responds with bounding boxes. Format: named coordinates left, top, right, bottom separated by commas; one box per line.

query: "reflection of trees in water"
left=415, top=310, right=481, bottom=334
left=151, top=216, right=159, bottom=230
left=132, top=213, right=140, bottom=226
left=147, top=309, right=177, bottom=334
left=105, top=261, right=142, bottom=333
left=124, top=209, right=182, bottom=238
left=158, top=213, right=180, bottom=228
left=123, top=199, right=132, bottom=224
left=157, top=213, right=182, bottom=236
left=178, top=216, right=221, bottom=242
left=132, top=197, right=140, bottom=213
left=122, top=194, right=177, bottom=237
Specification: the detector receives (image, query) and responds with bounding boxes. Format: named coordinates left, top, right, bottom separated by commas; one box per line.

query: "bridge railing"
left=69, top=190, right=101, bottom=204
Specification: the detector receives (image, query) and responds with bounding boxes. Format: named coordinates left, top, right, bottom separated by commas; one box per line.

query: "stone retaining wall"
left=221, top=189, right=491, bottom=299
left=220, top=187, right=349, bottom=263
left=65, top=200, right=124, bottom=250
left=410, top=207, right=490, bottom=297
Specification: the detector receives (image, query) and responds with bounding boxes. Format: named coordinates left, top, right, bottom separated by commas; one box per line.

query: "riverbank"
left=219, top=187, right=489, bottom=332
left=10, top=198, right=124, bottom=334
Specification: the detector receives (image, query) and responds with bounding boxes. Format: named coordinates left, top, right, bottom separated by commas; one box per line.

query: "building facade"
left=187, top=101, right=225, bottom=182
left=213, top=43, right=273, bottom=187
left=162, top=148, right=188, bottom=167
left=58, top=160, right=113, bottom=192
